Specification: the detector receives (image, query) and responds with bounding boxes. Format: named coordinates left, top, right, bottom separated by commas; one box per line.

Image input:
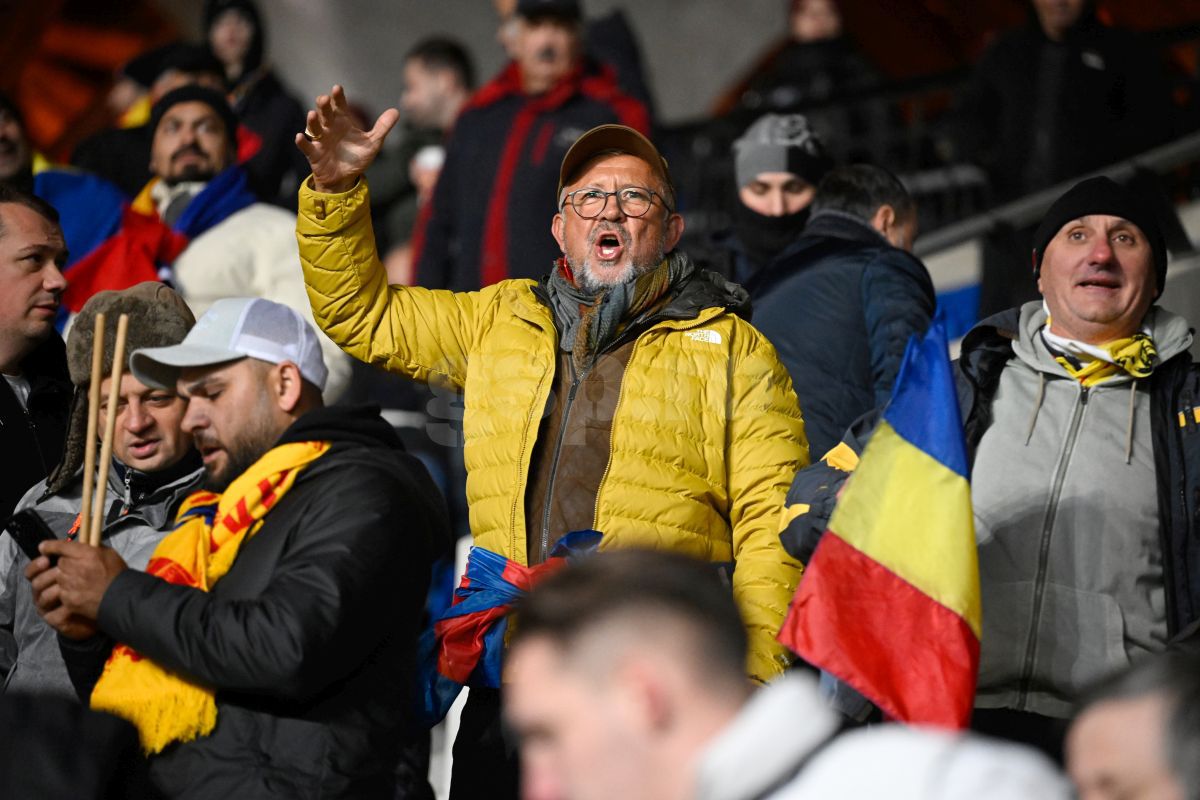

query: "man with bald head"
left=296, top=87, right=806, bottom=797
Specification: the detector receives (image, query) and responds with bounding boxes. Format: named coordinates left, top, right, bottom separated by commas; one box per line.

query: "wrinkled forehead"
left=155, top=101, right=227, bottom=136
left=1053, top=213, right=1146, bottom=239
left=566, top=152, right=666, bottom=191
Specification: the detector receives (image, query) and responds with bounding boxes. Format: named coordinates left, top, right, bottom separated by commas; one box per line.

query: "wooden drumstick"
left=79, top=313, right=105, bottom=547
left=89, top=314, right=129, bottom=547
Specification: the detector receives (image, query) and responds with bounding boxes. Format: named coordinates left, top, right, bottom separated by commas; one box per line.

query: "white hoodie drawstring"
left=1125, top=380, right=1137, bottom=465
left=1024, top=372, right=1046, bottom=446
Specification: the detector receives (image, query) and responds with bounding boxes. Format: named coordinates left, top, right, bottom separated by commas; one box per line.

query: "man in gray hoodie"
left=0, top=283, right=202, bottom=697
left=783, top=176, right=1200, bottom=759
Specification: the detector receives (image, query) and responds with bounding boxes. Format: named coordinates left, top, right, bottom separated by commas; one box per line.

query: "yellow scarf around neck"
left=90, top=440, right=330, bottom=753
left=1054, top=334, right=1158, bottom=387
left=1044, top=315, right=1158, bottom=387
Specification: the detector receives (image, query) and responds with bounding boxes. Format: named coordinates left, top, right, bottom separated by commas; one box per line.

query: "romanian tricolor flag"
left=778, top=320, right=980, bottom=728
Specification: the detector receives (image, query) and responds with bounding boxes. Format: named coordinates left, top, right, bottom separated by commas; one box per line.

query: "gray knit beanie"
left=46, top=283, right=195, bottom=494
left=733, top=113, right=832, bottom=189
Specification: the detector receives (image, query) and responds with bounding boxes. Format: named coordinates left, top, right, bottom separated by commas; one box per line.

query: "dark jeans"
left=449, top=687, right=520, bottom=800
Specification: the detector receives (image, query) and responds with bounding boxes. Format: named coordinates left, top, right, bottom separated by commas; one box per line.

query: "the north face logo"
left=685, top=330, right=722, bottom=345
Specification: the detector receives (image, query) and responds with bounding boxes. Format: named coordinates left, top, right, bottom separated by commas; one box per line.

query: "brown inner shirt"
left=523, top=341, right=636, bottom=563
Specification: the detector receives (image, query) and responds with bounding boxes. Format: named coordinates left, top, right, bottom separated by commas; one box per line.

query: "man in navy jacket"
left=750, top=164, right=934, bottom=459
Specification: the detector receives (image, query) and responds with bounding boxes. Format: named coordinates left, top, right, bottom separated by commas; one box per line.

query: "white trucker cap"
left=130, top=297, right=328, bottom=391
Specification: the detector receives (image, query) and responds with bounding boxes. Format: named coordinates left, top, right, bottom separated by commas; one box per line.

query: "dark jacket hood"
left=277, top=405, right=405, bottom=451
left=661, top=262, right=753, bottom=321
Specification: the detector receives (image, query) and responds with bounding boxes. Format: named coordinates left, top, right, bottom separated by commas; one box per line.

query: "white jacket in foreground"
left=172, top=201, right=352, bottom=400
left=694, top=673, right=1071, bottom=800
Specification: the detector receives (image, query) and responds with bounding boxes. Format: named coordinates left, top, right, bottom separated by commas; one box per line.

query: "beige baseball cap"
left=557, top=124, right=673, bottom=201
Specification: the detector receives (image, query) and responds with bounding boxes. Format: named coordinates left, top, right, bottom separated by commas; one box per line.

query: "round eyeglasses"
left=560, top=186, right=672, bottom=219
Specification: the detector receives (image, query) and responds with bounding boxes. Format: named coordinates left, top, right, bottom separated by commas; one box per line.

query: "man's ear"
left=273, top=361, right=305, bottom=414
left=664, top=213, right=685, bottom=253
left=551, top=212, right=566, bottom=252
left=870, top=204, right=896, bottom=238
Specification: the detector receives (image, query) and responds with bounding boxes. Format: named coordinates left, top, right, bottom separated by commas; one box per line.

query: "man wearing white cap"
left=24, top=297, right=450, bottom=799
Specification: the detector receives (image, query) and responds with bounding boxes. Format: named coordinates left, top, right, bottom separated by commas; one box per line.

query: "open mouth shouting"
left=592, top=227, right=628, bottom=263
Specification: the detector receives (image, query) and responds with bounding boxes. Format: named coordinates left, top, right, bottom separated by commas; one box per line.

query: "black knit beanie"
left=1031, top=176, right=1167, bottom=294
left=149, top=85, right=239, bottom=152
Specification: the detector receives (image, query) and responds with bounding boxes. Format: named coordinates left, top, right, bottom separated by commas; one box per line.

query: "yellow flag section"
left=829, top=424, right=980, bottom=638
left=91, top=440, right=331, bottom=753
left=779, top=321, right=980, bottom=729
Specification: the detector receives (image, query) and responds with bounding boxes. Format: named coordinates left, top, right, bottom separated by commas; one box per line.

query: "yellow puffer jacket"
left=297, top=180, right=808, bottom=681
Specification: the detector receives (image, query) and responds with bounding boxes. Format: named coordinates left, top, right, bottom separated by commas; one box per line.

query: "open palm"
left=295, top=85, right=400, bottom=193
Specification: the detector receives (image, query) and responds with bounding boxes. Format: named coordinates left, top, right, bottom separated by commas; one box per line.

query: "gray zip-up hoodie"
left=0, top=459, right=202, bottom=699
left=972, top=301, right=1193, bottom=718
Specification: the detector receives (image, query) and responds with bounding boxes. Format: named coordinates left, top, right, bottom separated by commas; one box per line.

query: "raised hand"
left=295, top=85, right=401, bottom=194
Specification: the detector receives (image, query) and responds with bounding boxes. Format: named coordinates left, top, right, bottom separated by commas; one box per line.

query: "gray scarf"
left=546, top=252, right=692, bottom=369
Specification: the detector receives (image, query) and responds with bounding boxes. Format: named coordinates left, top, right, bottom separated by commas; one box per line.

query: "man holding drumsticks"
left=26, top=298, right=448, bottom=799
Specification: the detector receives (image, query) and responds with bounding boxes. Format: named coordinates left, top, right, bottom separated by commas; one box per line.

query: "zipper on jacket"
left=538, top=357, right=586, bottom=563
left=122, top=469, right=133, bottom=515
left=21, top=406, right=49, bottom=476
left=1017, top=384, right=1088, bottom=707
left=592, top=338, right=640, bottom=532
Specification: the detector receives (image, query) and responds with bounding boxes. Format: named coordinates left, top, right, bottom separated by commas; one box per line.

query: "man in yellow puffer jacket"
left=295, top=85, right=808, bottom=794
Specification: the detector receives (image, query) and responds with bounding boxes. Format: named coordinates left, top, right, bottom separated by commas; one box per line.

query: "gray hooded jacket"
left=971, top=302, right=1193, bottom=717
left=0, top=459, right=202, bottom=698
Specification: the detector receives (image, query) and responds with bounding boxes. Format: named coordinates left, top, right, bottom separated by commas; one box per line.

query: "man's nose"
left=601, top=193, right=626, bottom=220
left=123, top=399, right=151, bottom=433
left=43, top=262, right=66, bottom=294
left=766, top=189, right=786, bottom=217
left=1088, top=236, right=1115, bottom=264
left=181, top=404, right=204, bottom=435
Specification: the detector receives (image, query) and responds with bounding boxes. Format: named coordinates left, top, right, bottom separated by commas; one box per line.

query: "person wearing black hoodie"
left=954, top=0, right=1174, bottom=202
left=28, top=298, right=450, bottom=800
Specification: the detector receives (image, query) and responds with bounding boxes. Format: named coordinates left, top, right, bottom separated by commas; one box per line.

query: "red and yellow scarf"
left=90, top=440, right=330, bottom=753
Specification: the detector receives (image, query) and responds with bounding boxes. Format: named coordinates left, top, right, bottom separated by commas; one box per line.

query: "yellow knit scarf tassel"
left=1054, top=333, right=1158, bottom=387
left=90, top=440, right=331, bottom=754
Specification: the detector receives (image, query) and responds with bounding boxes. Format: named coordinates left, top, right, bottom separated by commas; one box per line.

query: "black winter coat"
left=64, top=406, right=450, bottom=799
left=0, top=333, right=71, bottom=522
left=953, top=13, right=1173, bottom=200
left=749, top=210, right=935, bottom=459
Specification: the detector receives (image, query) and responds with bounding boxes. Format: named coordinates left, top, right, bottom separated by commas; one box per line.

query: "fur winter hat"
left=46, top=283, right=195, bottom=494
